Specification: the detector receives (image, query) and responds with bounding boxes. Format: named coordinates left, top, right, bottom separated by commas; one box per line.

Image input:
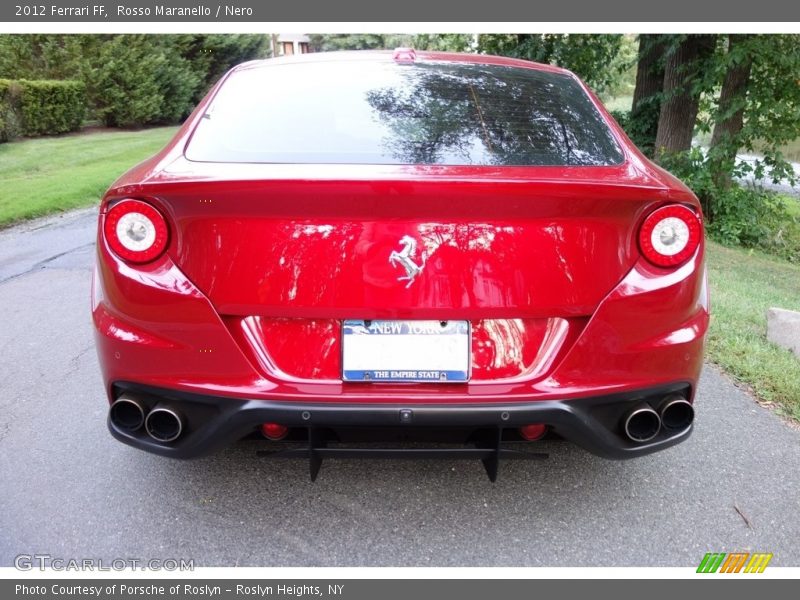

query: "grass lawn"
left=0, top=127, right=177, bottom=227
left=706, top=241, right=800, bottom=421
left=784, top=195, right=800, bottom=217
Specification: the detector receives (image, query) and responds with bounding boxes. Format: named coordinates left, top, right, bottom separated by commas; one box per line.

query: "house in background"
left=272, top=34, right=312, bottom=56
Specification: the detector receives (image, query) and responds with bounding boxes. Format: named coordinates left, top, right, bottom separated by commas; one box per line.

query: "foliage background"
left=0, top=34, right=269, bottom=129
left=1, top=33, right=798, bottom=262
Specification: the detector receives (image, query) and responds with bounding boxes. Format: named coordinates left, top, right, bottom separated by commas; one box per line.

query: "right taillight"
left=638, top=204, right=702, bottom=267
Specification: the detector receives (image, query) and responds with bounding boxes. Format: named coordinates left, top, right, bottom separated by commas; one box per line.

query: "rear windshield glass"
left=185, top=59, right=625, bottom=166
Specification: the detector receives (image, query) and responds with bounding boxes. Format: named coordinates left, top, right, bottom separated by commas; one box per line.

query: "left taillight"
left=103, top=199, right=169, bottom=264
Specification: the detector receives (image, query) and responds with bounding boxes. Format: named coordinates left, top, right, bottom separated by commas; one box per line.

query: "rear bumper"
left=108, top=380, right=694, bottom=460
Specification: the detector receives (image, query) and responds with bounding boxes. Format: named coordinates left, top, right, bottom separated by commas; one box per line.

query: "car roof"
left=233, top=49, right=576, bottom=78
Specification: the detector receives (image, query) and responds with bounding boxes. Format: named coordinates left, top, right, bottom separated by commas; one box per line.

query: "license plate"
left=342, top=320, right=470, bottom=383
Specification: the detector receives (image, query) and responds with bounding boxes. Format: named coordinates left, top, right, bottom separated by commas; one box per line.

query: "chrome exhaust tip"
left=660, top=397, right=695, bottom=431
left=109, top=396, right=146, bottom=431
left=145, top=406, right=183, bottom=443
left=623, top=404, right=661, bottom=443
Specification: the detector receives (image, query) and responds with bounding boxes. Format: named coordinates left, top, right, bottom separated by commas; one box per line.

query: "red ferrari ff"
left=94, top=49, right=708, bottom=479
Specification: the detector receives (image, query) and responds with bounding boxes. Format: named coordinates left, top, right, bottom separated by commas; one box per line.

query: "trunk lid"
left=146, top=164, right=668, bottom=320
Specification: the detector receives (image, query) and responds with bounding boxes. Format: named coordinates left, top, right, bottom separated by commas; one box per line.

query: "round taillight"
left=638, top=205, right=702, bottom=267
left=104, top=199, right=169, bottom=264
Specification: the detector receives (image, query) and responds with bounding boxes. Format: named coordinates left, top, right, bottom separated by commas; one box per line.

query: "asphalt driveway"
left=1, top=208, right=799, bottom=567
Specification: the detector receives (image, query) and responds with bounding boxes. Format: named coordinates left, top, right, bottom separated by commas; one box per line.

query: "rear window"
left=185, top=59, right=625, bottom=167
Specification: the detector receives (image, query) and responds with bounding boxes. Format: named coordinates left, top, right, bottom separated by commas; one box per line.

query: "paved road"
left=1, top=209, right=799, bottom=567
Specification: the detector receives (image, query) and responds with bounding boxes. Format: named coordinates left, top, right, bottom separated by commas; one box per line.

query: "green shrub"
left=0, top=78, right=85, bottom=141
left=706, top=187, right=800, bottom=261
left=16, top=79, right=85, bottom=135
left=608, top=109, right=629, bottom=131
left=610, top=104, right=664, bottom=159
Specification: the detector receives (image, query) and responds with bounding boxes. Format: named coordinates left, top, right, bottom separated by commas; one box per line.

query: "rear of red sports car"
left=93, top=50, right=709, bottom=478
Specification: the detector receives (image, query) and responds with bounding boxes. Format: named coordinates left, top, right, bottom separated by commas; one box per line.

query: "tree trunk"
left=709, top=35, right=753, bottom=189
left=632, top=35, right=667, bottom=110
left=654, top=35, right=717, bottom=160
left=629, top=35, right=668, bottom=156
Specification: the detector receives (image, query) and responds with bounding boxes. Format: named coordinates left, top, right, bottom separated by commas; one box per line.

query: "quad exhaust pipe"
left=109, top=396, right=183, bottom=443
left=109, top=396, right=146, bottom=431
left=622, top=404, right=661, bottom=442
left=659, top=396, right=695, bottom=431
left=622, top=396, right=694, bottom=443
left=145, top=405, right=184, bottom=442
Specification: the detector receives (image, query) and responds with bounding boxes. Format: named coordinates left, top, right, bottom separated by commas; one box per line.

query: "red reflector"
left=392, top=47, right=417, bottom=63
left=519, top=424, right=547, bottom=441
left=261, top=423, right=289, bottom=441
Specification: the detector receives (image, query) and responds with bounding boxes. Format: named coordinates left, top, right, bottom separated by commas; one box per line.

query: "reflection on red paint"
left=223, top=316, right=584, bottom=383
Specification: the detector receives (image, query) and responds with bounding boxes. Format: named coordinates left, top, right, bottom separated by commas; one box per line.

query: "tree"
left=704, top=34, right=800, bottom=187
left=308, top=34, right=413, bottom=52
left=173, top=34, right=269, bottom=101
left=0, top=34, right=88, bottom=80
left=412, top=34, right=475, bottom=53
left=627, top=35, right=668, bottom=156
left=477, top=34, right=626, bottom=96
left=87, top=35, right=197, bottom=127
left=308, top=33, right=475, bottom=54
left=706, top=35, right=753, bottom=189
left=653, top=34, right=718, bottom=158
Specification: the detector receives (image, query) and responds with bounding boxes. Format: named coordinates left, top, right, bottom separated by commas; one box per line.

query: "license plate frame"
left=341, top=319, right=471, bottom=383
